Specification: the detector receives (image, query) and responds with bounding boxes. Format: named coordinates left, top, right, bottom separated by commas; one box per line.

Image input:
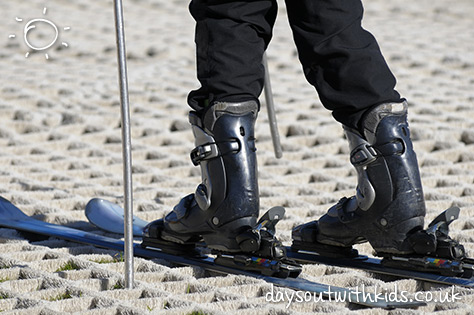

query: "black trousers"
left=187, top=0, right=402, bottom=129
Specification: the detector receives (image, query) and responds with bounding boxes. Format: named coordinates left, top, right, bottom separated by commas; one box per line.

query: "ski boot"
left=292, top=101, right=427, bottom=257
left=142, top=101, right=301, bottom=278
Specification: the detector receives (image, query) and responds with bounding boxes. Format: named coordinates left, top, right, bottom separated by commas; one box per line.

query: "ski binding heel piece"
left=236, top=206, right=284, bottom=254
left=217, top=206, right=302, bottom=278
left=381, top=207, right=474, bottom=277
left=407, top=207, right=466, bottom=260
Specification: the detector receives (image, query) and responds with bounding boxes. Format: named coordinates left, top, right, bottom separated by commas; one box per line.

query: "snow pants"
left=187, top=0, right=403, bottom=129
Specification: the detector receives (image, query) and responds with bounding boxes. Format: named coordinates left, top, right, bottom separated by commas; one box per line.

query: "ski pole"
left=113, top=0, right=134, bottom=289
left=262, top=53, right=282, bottom=159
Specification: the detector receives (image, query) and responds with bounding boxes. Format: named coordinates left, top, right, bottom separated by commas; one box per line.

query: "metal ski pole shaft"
left=113, top=0, right=134, bottom=289
left=262, top=53, right=282, bottom=159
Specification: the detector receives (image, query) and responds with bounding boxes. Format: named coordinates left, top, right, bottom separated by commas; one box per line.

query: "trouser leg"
left=285, top=0, right=402, bottom=130
left=188, top=0, right=278, bottom=111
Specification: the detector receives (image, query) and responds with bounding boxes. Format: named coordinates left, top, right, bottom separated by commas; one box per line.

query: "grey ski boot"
left=292, top=101, right=426, bottom=256
left=143, top=100, right=301, bottom=277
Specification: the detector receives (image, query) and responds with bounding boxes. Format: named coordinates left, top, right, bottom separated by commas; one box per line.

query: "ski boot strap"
left=190, top=139, right=240, bottom=166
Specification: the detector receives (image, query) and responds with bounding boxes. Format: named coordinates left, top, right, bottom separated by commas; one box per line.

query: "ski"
left=85, top=198, right=474, bottom=288
left=0, top=197, right=421, bottom=309
left=287, top=250, right=474, bottom=288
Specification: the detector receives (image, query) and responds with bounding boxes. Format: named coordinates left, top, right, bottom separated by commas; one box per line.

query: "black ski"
left=0, top=197, right=421, bottom=309
left=85, top=198, right=474, bottom=288
left=287, top=250, right=474, bottom=288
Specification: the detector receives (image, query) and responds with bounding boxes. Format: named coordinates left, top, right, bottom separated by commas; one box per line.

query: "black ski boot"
left=143, top=101, right=301, bottom=278
left=292, top=101, right=426, bottom=256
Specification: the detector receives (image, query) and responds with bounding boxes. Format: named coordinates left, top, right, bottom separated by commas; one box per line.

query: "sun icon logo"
left=9, top=7, right=70, bottom=60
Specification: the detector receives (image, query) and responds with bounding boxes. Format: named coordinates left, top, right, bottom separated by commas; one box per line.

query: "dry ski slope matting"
left=0, top=0, right=474, bottom=313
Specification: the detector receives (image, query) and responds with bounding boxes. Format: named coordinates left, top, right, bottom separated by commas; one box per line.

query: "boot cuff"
left=363, top=101, right=408, bottom=140
left=203, top=100, right=258, bottom=130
